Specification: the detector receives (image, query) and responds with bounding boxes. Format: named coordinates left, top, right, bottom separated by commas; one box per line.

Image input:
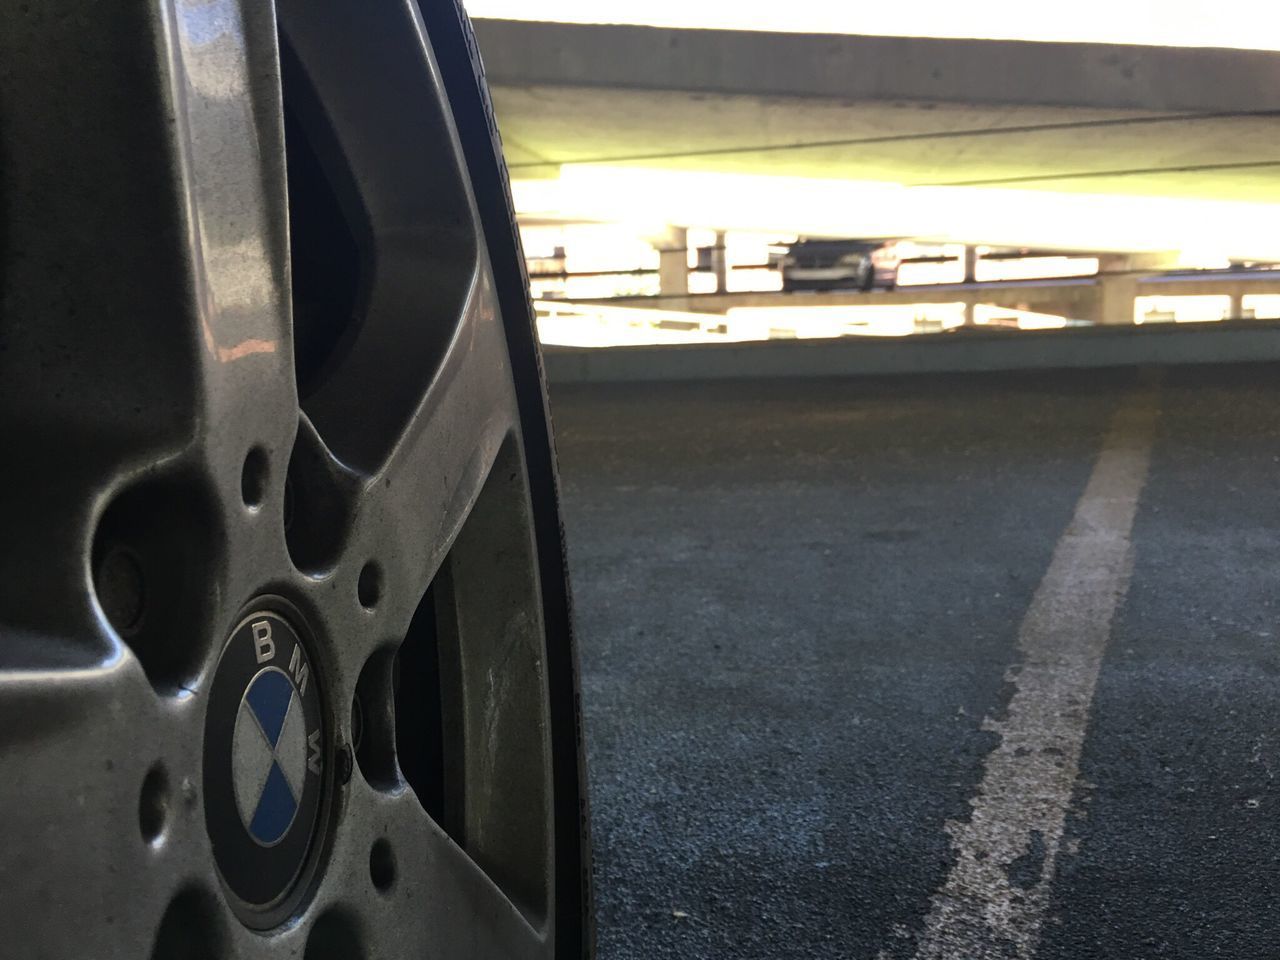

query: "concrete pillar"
left=1229, top=289, right=1245, bottom=321
left=1095, top=252, right=1179, bottom=325
left=652, top=227, right=689, bottom=306
left=961, top=247, right=979, bottom=324
left=712, top=231, right=729, bottom=294
left=1098, top=273, right=1140, bottom=326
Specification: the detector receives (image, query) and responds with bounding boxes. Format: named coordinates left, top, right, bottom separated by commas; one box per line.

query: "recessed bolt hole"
left=357, top=562, right=382, bottom=610
left=369, top=838, right=395, bottom=893
left=151, top=887, right=225, bottom=960
left=139, top=763, right=169, bottom=844
left=304, top=909, right=365, bottom=960
left=92, top=477, right=220, bottom=692
left=96, top=546, right=145, bottom=636
left=241, top=446, right=269, bottom=509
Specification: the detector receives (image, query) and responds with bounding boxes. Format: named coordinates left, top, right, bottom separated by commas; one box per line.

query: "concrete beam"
left=596, top=279, right=1104, bottom=320
left=578, top=269, right=1280, bottom=324
left=474, top=19, right=1280, bottom=113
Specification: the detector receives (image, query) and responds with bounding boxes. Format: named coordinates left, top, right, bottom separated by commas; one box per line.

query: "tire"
left=420, top=2, right=595, bottom=955
left=0, top=1, right=592, bottom=957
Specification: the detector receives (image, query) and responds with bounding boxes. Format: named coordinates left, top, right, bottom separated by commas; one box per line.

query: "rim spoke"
left=0, top=668, right=221, bottom=956
left=272, top=1, right=555, bottom=940
left=2, top=0, right=303, bottom=951
left=283, top=267, right=517, bottom=679
left=168, top=0, right=297, bottom=428
left=277, top=0, right=484, bottom=474
left=346, top=269, right=518, bottom=649
left=331, top=383, right=556, bottom=950
left=276, top=0, right=519, bottom=663
left=297, top=269, right=553, bottom=952
left=417, top=798, right=549, bottom=960
left=1, top=0, right=297, bottom=688
left=317, top=784, right=548, bottom=960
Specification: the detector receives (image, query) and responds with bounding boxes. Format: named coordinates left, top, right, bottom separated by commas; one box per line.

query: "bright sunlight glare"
left=512, top=167, right=1280, bottom=263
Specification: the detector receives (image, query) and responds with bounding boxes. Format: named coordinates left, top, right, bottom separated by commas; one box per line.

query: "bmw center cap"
left=204, top=608, right=325, bottom=921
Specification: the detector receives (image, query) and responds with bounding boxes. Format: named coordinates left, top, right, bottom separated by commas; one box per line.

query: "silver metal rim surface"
left=0, top=1, right=591, bottom=956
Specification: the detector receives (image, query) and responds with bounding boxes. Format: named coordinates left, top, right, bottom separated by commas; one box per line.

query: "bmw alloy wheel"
left=0, top=1, right=592, bottom=956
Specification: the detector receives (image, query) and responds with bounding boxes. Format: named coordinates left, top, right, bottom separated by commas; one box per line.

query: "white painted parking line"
left=901, top=381, right=1162, bottom=959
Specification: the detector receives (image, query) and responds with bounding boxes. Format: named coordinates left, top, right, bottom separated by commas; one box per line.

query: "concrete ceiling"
left=474, top=19, right=1280, bottom=203
left=492, top=87, right=1280, bottom=203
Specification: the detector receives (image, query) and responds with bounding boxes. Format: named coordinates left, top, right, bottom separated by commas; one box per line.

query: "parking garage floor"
left=552, top=364, right=1280, bottom=960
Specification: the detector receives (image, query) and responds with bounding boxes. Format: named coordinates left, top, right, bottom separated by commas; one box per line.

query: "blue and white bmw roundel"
left=204, top=608, right=325, bottom=917
left=234, top=667, right=309, bottom=846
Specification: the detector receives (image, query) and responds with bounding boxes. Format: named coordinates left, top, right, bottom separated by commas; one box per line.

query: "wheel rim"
left=0, top=1, right=580, bottom=956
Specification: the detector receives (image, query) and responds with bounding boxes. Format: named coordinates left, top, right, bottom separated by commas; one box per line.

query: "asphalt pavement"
left=550, top=363, right=1280, bottom=960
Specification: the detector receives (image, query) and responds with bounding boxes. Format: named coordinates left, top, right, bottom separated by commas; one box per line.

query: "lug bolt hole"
left=96, top=545, right=146, bottom=636
left=357, top=562, right=382, bottom=610
left=369, top=838, right=396, bottom=893
left=241, top=446, right=269, bottom=509
left=139, top=762, right=169, bottom=845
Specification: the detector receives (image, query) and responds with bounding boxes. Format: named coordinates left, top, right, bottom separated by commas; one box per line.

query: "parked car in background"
left=776, top=238, right=902, bottom=292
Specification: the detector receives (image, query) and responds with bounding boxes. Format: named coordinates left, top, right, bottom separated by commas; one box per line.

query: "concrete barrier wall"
left=542, top=321, right=1280, bottom=384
